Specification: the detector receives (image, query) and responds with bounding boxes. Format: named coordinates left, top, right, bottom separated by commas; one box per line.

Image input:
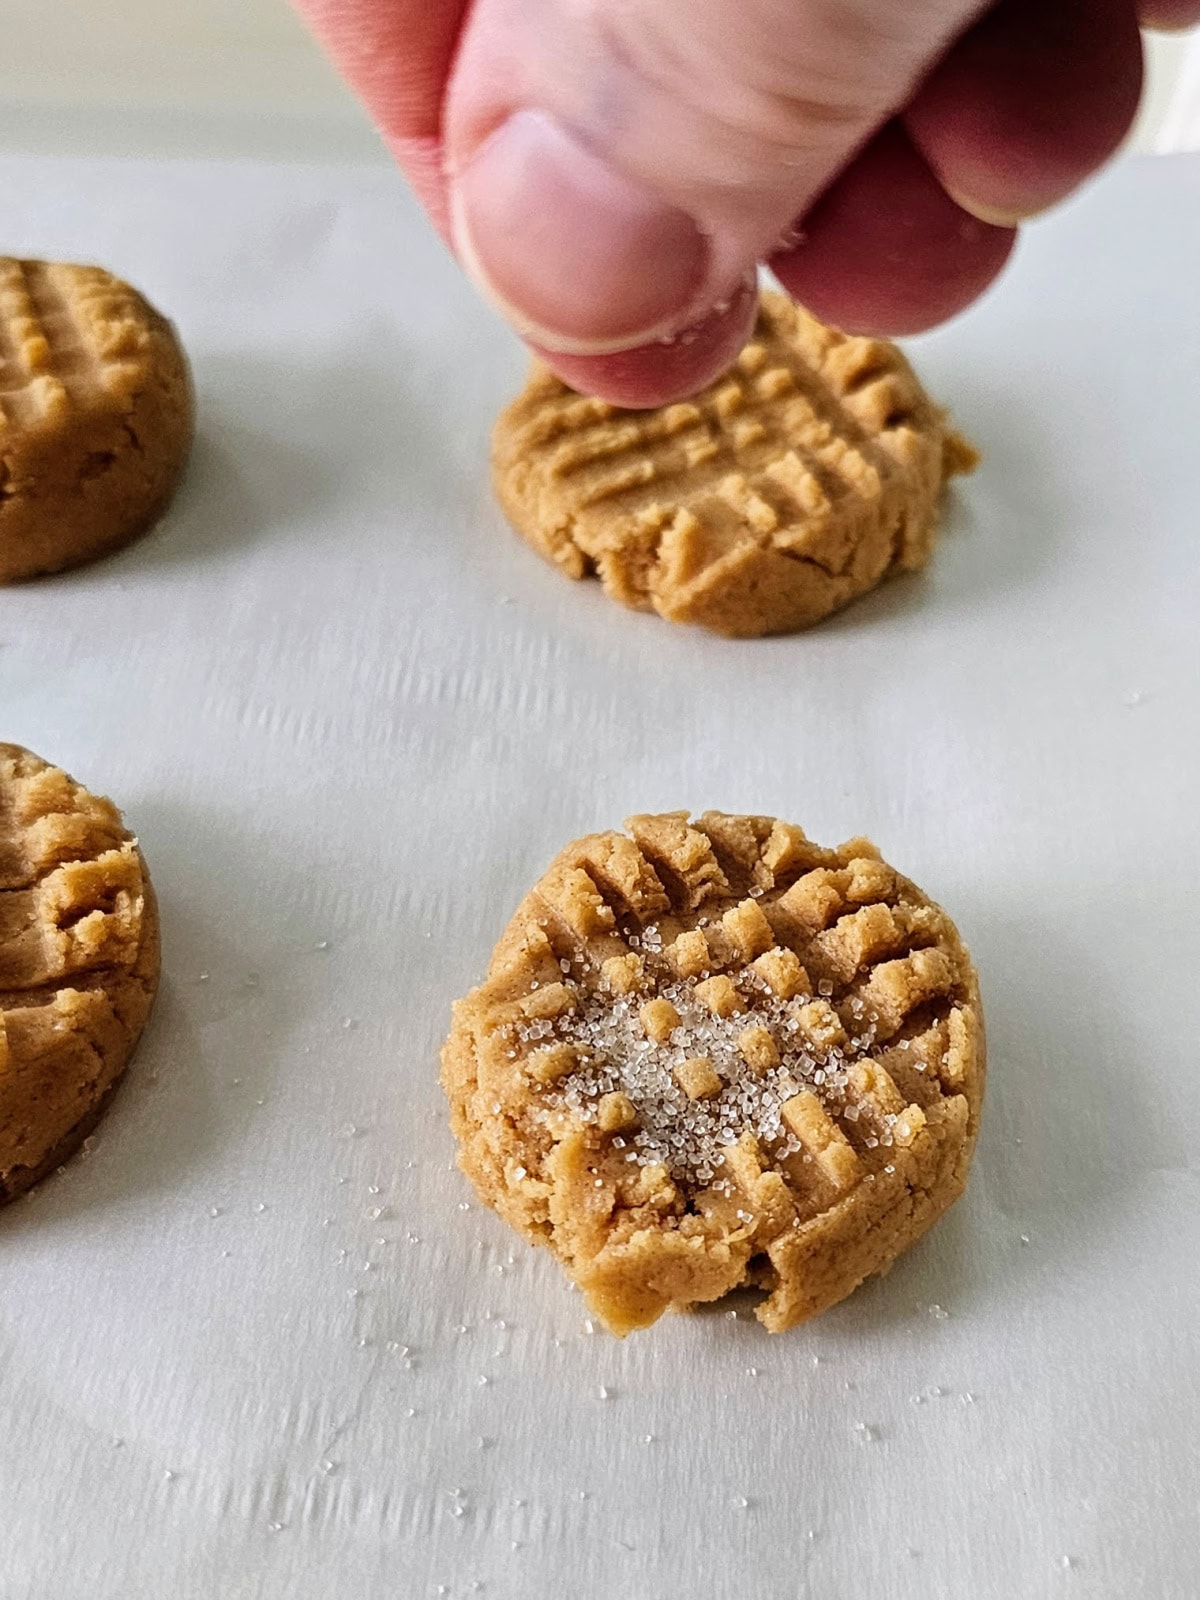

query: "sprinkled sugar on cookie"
left=442, top=811, right=985, bottom=1335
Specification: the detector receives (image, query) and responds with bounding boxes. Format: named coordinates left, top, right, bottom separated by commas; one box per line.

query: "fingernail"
left=531, top=276, right=759, bottom=409
left=940, top=182, right=1042, bottom=229
left=450, top=109, right=710, bottom=356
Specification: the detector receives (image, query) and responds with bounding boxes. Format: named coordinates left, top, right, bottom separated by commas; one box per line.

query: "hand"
left=295, top=0, right=1195, bottom=404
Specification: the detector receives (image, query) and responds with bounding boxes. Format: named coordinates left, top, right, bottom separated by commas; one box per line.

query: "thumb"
left=446, top=0, right=987, bottom=355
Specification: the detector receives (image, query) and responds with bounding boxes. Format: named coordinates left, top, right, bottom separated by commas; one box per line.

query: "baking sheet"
left=1, top=152, right=1198, bottom=1600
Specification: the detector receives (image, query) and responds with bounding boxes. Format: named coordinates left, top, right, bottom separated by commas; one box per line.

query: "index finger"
left=293, top=0, right=469, bottom=236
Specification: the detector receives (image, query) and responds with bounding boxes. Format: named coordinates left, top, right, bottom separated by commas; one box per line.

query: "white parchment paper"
left=1, top=152, right=1198, bottom=1600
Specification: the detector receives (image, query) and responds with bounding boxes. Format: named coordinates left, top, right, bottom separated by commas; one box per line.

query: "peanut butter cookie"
left=0, top=258, right=193, bottom=582
left=442, top=812, right=984, bottom=1334
left=492, top=292, right=976, bottom=637
left=1, top=744, right=160, bottom=1202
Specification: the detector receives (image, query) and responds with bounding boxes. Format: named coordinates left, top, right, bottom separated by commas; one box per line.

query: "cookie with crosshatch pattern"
left=0, top=257, right=193, bottom=582
left=492, top=291, right=977, bottom=636
left=0, top=744, right=160, bottom=1202
left=442, top=811, right=985, bottom=1334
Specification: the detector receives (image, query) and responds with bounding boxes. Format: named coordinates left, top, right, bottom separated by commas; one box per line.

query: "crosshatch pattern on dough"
left=443, top=811, right=985, bottom=1334
left=0, top=744, right=159, bottom=1201
left=0, top=257, right=193, bottom=582
left=492, top=293, right=977, bottom=637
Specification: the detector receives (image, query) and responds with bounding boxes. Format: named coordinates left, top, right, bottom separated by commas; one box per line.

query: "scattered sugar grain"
left=524, top=943, right=880, bottom=1187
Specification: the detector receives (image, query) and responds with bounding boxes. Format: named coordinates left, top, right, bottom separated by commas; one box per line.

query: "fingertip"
left=769, top=122, right=1017, bottom=336
left=530, top=276, right=759, bottom=408
left=451, top=109, right=712, bottom=355
left=906, top=0, right=1143, bottom=225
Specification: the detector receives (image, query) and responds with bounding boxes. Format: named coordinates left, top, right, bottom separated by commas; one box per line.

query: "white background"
left=0, top=148, right=1198, bottom=1597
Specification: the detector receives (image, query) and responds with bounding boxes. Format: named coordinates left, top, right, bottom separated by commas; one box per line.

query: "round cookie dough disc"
left=0, top=744, right=160, bottom=1202
left=492, top=292, right=977, bottom=637
left=443, top=812, right=984, bottom=1334
left=0, top=258, right=193, bottom=582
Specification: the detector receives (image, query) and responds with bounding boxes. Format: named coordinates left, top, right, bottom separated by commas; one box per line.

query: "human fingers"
left=292, top=0, right=469, bottom=236
left=444, top=0, right=990, bottom=355
left=905, top=0, right=1143, bottom=226
left=770, top=120, right=1017, bottom=335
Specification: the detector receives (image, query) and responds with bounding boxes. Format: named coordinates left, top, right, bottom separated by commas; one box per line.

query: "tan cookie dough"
left=0, top=744, right=159, bottom=1202
left=492, top=291, right=976, bottom=637
left=443, top=812, right=984, bottom=1334
left=0, top=258, right=193, bottom=582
